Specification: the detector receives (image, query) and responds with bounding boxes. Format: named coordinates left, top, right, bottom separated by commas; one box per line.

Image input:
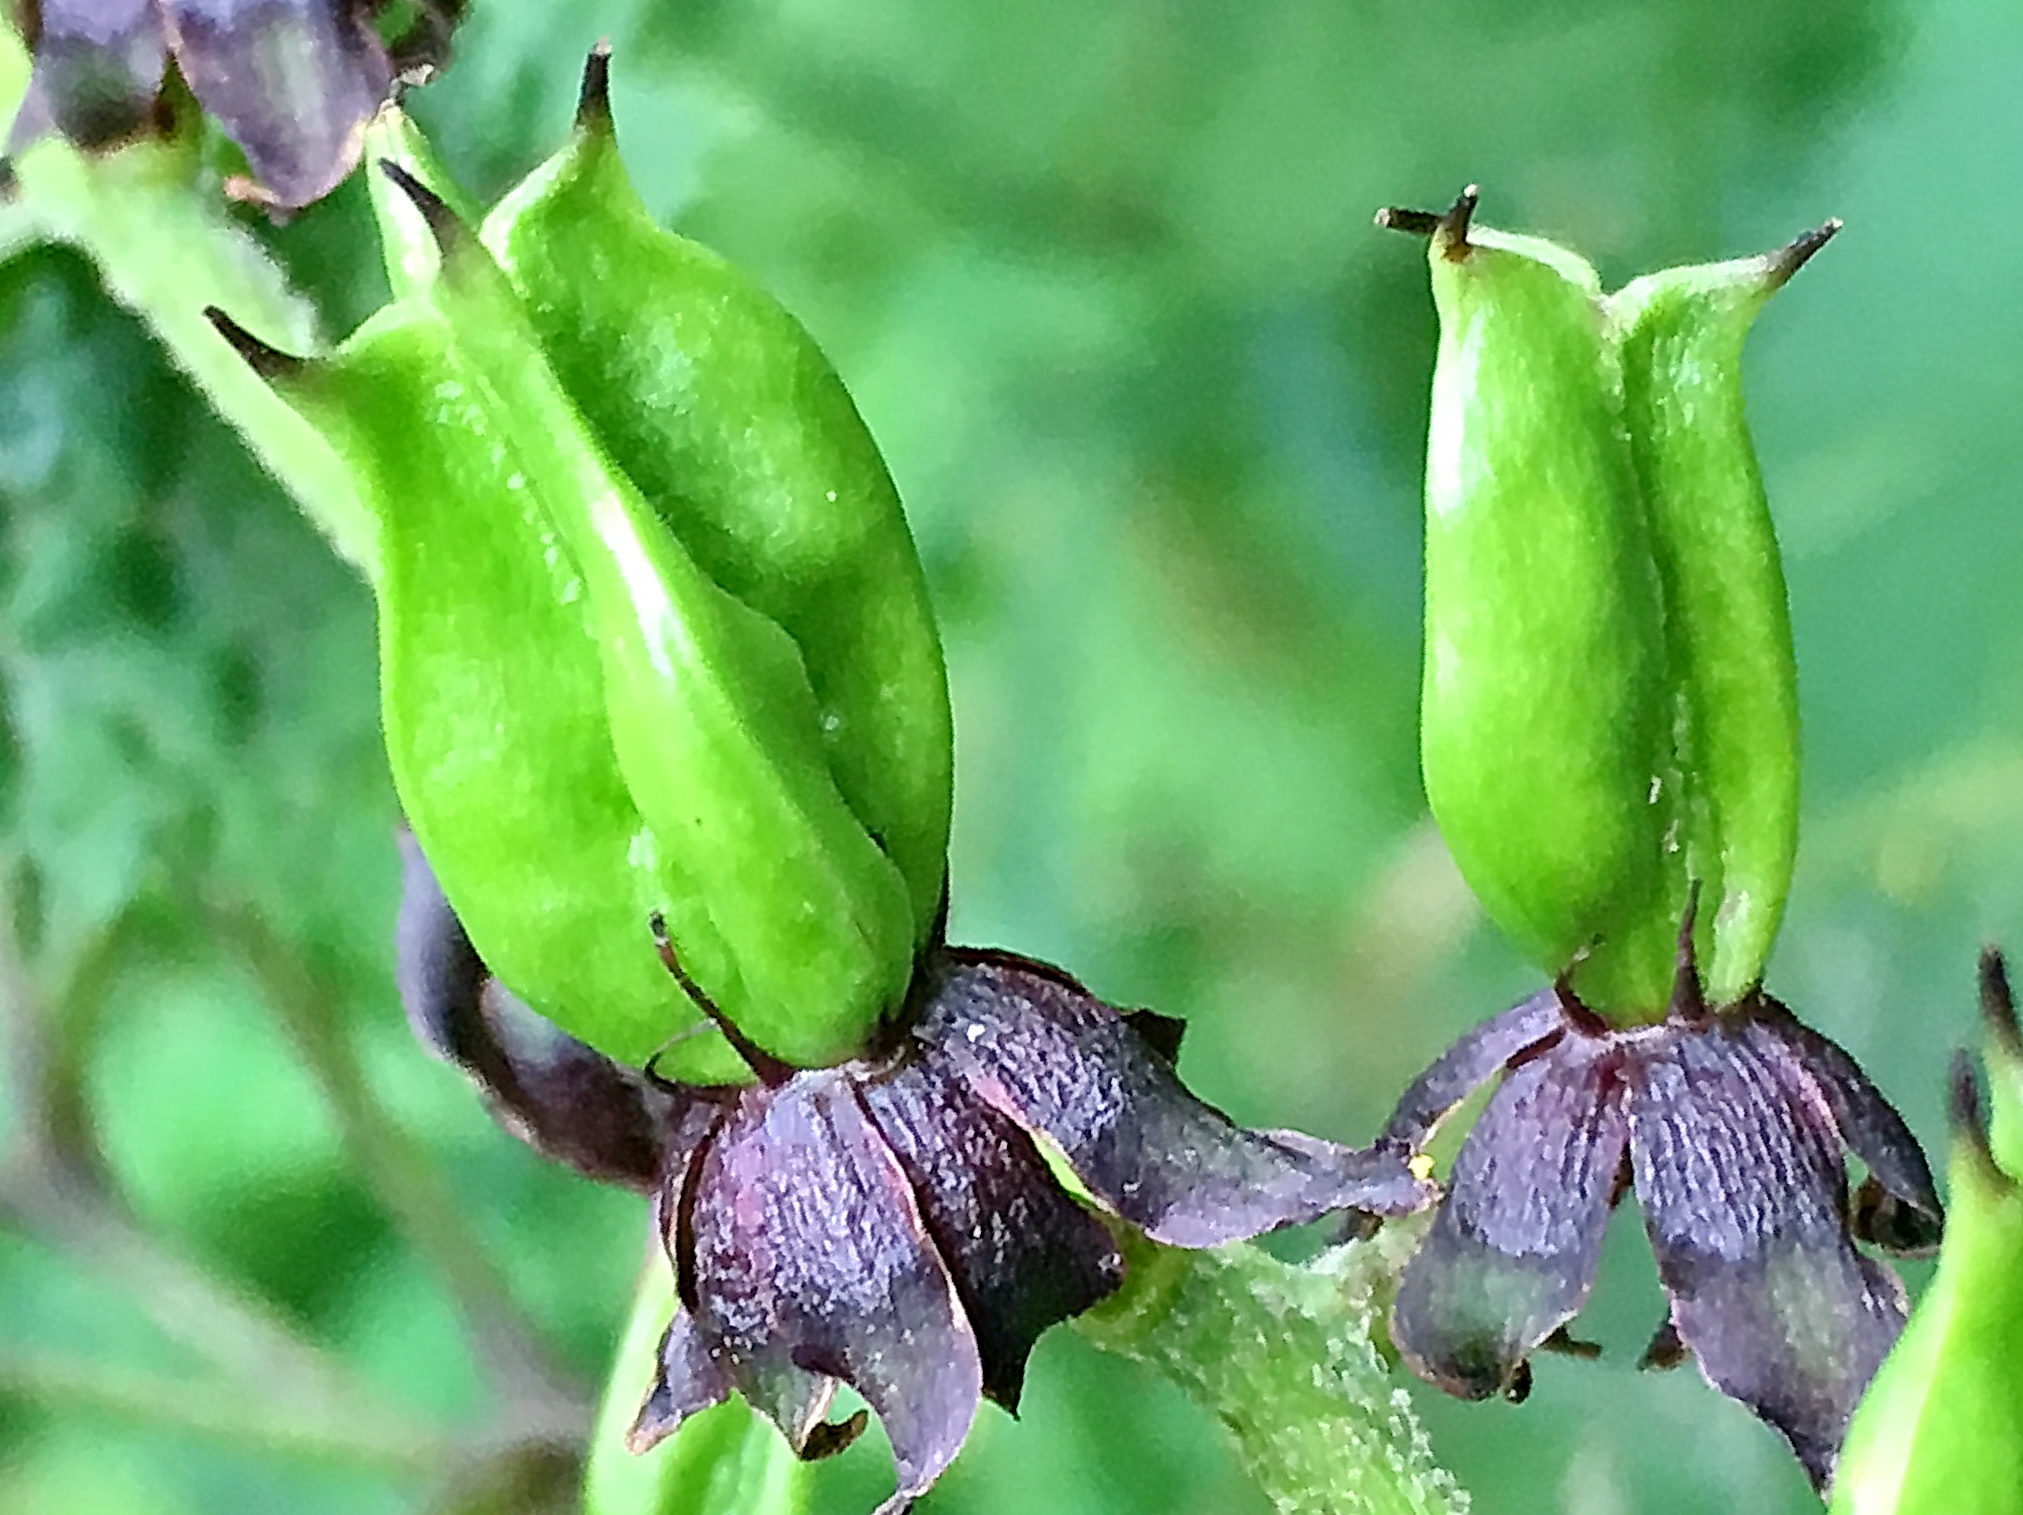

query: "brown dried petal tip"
left=1434, top=184, right=1481, bottom=262
left=1980, top=947, right=2022, bottom=1057
left=1765, top=219, right=1842, bottom=289
left=1374, top=206, right=1442, bottom=236
left=577, top=41, right=615, bottom=134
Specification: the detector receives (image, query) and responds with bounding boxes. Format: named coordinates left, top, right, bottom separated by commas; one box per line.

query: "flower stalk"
left=1078, top=1225, right=1468, bottom=1515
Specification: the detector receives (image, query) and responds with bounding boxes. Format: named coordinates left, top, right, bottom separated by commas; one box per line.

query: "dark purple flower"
left=395, top=834, right=1431, bottom=1511
left=1382, top=920, right=1942, bottom=1492
left=6, top=0, right=459, bottom=208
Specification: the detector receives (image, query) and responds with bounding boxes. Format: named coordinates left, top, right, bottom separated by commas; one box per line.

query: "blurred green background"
left=3, top=0, right=2020, bottom=1511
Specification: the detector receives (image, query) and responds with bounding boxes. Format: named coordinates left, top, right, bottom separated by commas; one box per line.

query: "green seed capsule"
left=1607, top=225, right=1832, bottom=1003
left=208, top=303, right=744, bottom=1079
left=476, top=51, right=952, bottom=944
left=1407, top=190, right=1678, bottom=1018
left=1830, top=954, right=2023, bottom=1515
left=213, top=163, right=920, bottom=1071
left=377, top=165, right=917, bottom=1070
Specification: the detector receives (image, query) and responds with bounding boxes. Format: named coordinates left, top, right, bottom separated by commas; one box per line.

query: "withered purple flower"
left=1382, top=916, right=1942, bottom=1491
left=6, top=0, right=459, bottom=208
left=396, top=834, right=1431, bottom=1511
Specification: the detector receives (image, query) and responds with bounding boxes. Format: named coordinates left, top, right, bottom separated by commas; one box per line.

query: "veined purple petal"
left=1625, top=1018, right=1907, bottom=1491
left=921, top=951, right=1428, bottom=1246
left=1380, top=987, right=1565, bottom=1150
left=1748, top=996, right=1943, bottom=1254
left=395, top=831, right=717, bottom=1191
left=7, top=0, right=168, bottom=150
left=686, top=1072, right=981, bottom=1513
left=160, top=0, right=390, bottom=207
left=1391, top=1029, right=1628, bottom=1400
left=858, top=1040, right=1123, bottom=1409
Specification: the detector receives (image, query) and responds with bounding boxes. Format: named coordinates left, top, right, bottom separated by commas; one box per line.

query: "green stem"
left=0, top=23, right=377, bottom=580
left=1076, top=1224, right=1470, bottom=1515
left=0, top=1347, right=449, bottom=1473
left=209, top=900, right=587, bottom=1434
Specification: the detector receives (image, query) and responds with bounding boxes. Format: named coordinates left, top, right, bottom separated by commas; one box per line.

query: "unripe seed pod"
left=1405, top=189, right=1679, bottom=1018
left=375, top=164, right=917, bottom=1070
left=211, top=162, right=920, bottom=1071
left=1606, top=225, right=1832, bottom=1002
left=476, top=50, right=953, bottom=944
left=207, top=302, right=745, bottom=1078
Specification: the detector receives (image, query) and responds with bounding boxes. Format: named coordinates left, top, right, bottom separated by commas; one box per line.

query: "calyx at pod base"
left=1379, top=903, right=1940, bottom=1491
left=396, top=835, right=1431, bottom=1512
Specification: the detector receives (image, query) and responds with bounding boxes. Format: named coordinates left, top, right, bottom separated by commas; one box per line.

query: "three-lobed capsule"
left=213, top=55, right=952, bottom=1074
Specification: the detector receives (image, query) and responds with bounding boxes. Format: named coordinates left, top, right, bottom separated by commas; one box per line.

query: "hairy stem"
left=1076, top=1224, right=1469, bottom=1515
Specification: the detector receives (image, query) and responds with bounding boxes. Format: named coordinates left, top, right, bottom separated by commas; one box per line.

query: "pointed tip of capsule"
left=1764, top=218, right=1841, bottom=289
left=204, top=307, right=307, bottom=382
left=1373, top=205, right=1441, bottom=236
left=1979, top=946, right=2022, bottom=1057
left=577, top=41, right=615, bottom=135
left=1946, top=1047, right=2012, bottom=1188
left=1949, top=1048, right=1985, bottom=1134
left=1374, top=186, right=1478, bottom=259
left=376, top=158, right=465, bottom=256
left=1433, top=184, right=1481, bottom=263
